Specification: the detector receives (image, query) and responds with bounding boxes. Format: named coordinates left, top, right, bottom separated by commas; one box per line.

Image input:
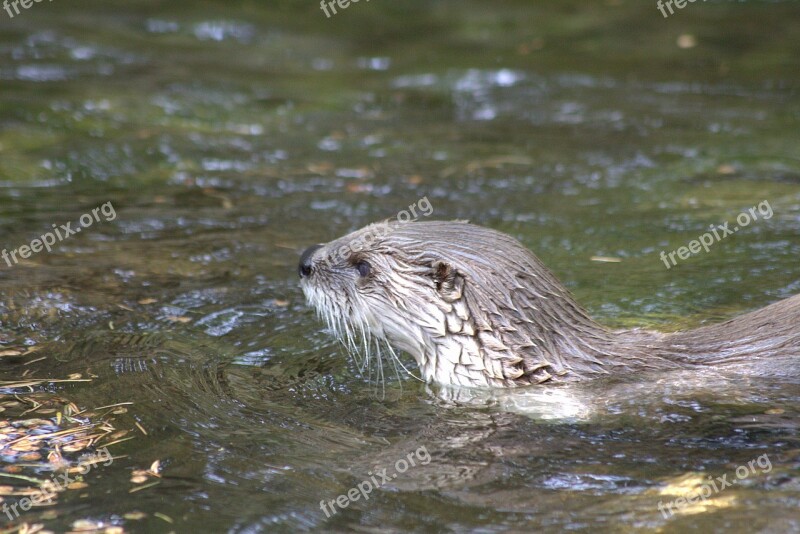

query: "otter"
left=298, top=220, right=800, bottom=388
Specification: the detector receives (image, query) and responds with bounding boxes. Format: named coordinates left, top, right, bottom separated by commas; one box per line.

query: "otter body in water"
left=299, top=221, right=800, bottom=388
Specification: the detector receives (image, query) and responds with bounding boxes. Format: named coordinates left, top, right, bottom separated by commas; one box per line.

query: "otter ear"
left=431, top=261, right=464, bottom=302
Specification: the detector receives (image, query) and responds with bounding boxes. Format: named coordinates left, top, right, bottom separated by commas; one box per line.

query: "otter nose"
left=299, top=244, right=324, bottom=278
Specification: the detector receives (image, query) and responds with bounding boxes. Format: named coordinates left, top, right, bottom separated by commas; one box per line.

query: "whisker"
left=384, top=340, right=424, bottom=383
left=385, top=338, right=403, bottom=392
left=375, top=334, right=386, bottom=399
left=303, top=282, right=419, bottom=393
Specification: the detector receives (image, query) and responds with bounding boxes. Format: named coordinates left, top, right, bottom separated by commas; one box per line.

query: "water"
left=1, top=1, right=799, bottom=532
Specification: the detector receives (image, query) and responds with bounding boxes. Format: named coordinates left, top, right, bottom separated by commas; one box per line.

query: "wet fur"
left=300, top=221, right=800, bottom=388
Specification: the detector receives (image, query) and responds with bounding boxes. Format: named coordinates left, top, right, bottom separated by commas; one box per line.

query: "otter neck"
left=414, top=266, right=643, bottom=387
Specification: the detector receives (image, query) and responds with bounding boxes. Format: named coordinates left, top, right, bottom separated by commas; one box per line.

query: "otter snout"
left=299, top=244, right=324, bottom=277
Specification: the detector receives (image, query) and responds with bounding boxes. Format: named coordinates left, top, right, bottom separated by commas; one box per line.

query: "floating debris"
left=0, top=384, right=133, bottom=522
left=677, top=34, right=697, bottom=49
left=153, top=512, right=173, bottom=524
left=68, top=518, right=126, bottom=533
left=0, top=376, right=91, bottom=391
left=128, top=458, right=162, bottom=494
left=0, top=346, right=44, bottom=359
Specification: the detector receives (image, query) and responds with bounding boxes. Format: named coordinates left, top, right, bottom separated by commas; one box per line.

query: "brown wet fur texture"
left=300, top=220, right=800, bottom=388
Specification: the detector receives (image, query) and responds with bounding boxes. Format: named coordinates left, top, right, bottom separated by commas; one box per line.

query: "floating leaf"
left=677, top=34, right=697, bottom=49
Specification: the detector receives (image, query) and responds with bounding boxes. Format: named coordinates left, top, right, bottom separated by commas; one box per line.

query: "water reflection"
left=0, top=0, right=799, bottom=531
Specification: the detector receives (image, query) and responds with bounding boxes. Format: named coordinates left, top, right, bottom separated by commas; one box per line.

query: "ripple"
left=193, top=21, right=256, bottom=43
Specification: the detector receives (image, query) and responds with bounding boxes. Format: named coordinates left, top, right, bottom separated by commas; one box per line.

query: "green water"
left=1, top=0, right=799, bottom=532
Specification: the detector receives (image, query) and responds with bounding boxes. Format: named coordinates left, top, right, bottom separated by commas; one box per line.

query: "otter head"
left=299, top=220, right=610, bottom=388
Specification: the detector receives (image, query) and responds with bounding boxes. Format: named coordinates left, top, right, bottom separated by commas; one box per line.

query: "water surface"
left=1, top=1, right=799, bottom=532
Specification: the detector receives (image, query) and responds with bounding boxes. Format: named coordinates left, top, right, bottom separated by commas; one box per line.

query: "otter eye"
left=355, top=260, right=371, bottom=277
